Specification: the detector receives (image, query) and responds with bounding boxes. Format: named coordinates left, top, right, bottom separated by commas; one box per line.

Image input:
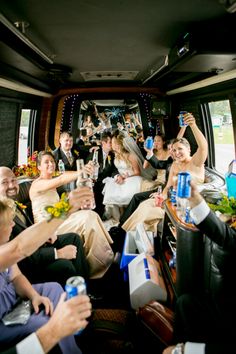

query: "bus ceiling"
left=0, top=1, right=236, bottom=95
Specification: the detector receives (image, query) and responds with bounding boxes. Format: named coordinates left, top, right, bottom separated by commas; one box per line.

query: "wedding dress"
left=102, top=158, right=143, bottom=206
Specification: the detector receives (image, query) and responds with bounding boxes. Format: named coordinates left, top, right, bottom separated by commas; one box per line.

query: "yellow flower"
left=73, top=149, right=79, bottom=156
left=13, top=151, right=39, bottom=178
left=107, top=155, right=111, bottom=164
left=45, top=193, right=70, bottom=221
left=15, top=201, right=27, bottom=209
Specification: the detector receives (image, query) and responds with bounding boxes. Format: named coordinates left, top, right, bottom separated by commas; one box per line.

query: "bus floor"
left=83, top=263, right=166, bottom=354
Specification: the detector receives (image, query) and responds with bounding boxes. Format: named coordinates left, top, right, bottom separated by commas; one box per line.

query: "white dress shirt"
left=16, top=333, right=44, bottom=354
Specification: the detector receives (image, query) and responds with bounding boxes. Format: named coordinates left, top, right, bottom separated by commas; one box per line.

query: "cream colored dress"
left=122, top=198, right=165, bottom=234
left=123, top=172, right=205, bottom=234
left=31, top=190, right=114, bottom=279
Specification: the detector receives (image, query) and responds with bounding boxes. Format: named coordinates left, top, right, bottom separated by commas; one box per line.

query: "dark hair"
left=136, top=125, right=143, bottom=133
left=80, top=129, right=87, bottom=137
left=101, top=131, right=112, bottom=142
left=37, top=151, right=55, bottom=167
left=154, top=133, right=168, bottom=150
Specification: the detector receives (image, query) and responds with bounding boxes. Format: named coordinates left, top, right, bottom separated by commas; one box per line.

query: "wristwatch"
left=171, top=343, right=184, bottom=354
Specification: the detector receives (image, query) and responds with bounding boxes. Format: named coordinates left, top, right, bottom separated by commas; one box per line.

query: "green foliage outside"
left=20, top=110, right=31, bottom=127
left=213, top=126, right=234, bottom=144
left=209, top=100, right=231, bottom=117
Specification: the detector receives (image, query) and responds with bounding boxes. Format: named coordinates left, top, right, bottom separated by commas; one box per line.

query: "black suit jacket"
left=177, top=210, right=236, bottom=354
left=53, top=147, right=79, bottom=171
left=148, top=155, right=173, bottom=183
left=11, top=205, right=58, bottom=265
left=86, top=148, right=118, bottom=182
left=198, top=209, right=236, bottom=250
left=86, top=148, right=118, bottom=216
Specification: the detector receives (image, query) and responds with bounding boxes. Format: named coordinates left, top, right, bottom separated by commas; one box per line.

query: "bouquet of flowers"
left=13, top=151, right=39, bottom=178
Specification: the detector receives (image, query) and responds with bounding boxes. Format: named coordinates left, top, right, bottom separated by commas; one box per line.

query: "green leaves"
left=208, top=194, right=236, bottom=216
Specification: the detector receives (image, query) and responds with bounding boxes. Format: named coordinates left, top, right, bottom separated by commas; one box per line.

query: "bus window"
left=18, top=109, right=30, bottom=165
left=209, top=100, right=235, bottom=174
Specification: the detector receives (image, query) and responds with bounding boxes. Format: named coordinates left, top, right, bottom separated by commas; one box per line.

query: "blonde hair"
left=112, top=132, right=131, bottom=165
left=0, top=197, right=15, bottom=226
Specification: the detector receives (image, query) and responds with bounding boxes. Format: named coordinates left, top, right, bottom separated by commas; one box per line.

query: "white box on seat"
left=128, top=253, right=167, bottom=310
left=120, top=227, right=154, bottom=281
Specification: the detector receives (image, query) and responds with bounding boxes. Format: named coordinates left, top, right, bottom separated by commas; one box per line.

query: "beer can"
left=65, top=276, right=87, bottom=335
left=177, top=172, right=191, bottom=198
left=145, top=136, right=153, bottom=149
left=170, top=188, right=177, bottom=206
left=179, top=111, right=188, bottom=127
left=65, top=276, right=87, bottom=299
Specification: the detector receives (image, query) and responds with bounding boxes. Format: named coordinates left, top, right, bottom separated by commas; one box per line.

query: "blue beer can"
left=145, top=136, right=153, bottom=149
left=65, top=276, right=87, bottom=299
left=179, top=111, right=188, bottom=127
left=177, top=172, right=191, bottom=198
left=65, top=276, right=87, bottom=335
left=185, top=206, right=191, bottom=223
left=170, top=188, right=177, bottom=206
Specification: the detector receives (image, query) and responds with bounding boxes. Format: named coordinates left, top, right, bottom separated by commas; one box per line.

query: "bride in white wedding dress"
left=102, top=130, right=155, bottom=220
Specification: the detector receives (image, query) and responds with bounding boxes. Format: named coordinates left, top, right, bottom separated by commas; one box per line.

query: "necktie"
left=66, top=152, right=74, bottom=165
left=15, top=206, right=27, bottom=225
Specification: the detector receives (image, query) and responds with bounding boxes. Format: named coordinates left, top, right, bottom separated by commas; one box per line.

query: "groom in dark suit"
left=86, top=131, right=118, bottom=217
left=0, top=166, right=89, bottom=287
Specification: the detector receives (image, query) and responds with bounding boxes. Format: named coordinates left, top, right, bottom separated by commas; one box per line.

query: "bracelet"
left=45, top=193, right=71, bottom=221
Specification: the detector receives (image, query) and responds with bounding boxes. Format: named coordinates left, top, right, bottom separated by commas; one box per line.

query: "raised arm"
left=184, top=114, right=208, bottom=166
left=29, top=171, right=79, bottom=197
left=0, top=218, right=65, bottom=270
left=176, top=125, right=187, bottom=139
left=0, top=186, right=93, bottom=270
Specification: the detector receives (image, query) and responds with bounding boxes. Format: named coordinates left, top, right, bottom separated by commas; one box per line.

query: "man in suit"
left=163, top=181, right=236, bottom=354
left=53, top=131, right=81, bottom=171
left=86, top=131, right=118, bottom=217
left=0, top=166, right=89, bottom=287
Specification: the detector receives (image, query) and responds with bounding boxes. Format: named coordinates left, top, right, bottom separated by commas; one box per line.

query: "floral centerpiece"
left=13, top=151, right=39, bottom=178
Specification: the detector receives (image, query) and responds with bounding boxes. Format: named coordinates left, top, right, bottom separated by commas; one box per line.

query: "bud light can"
left=179, top=111, right=188, bottom=127
left=170, top=188, right=177, bottom=206
left=177, top=172, right=191, bottom=198
left=65, top=276, right=87, bottom=335
left=145, top=136, right=153, bottom=149
left=185, top=206, right=191, bottom=223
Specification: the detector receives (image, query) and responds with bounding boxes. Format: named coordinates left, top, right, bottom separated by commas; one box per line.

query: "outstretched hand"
left=68, top=187, right=94, bottom=213
left=188, top=180, right=203, bottom=208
